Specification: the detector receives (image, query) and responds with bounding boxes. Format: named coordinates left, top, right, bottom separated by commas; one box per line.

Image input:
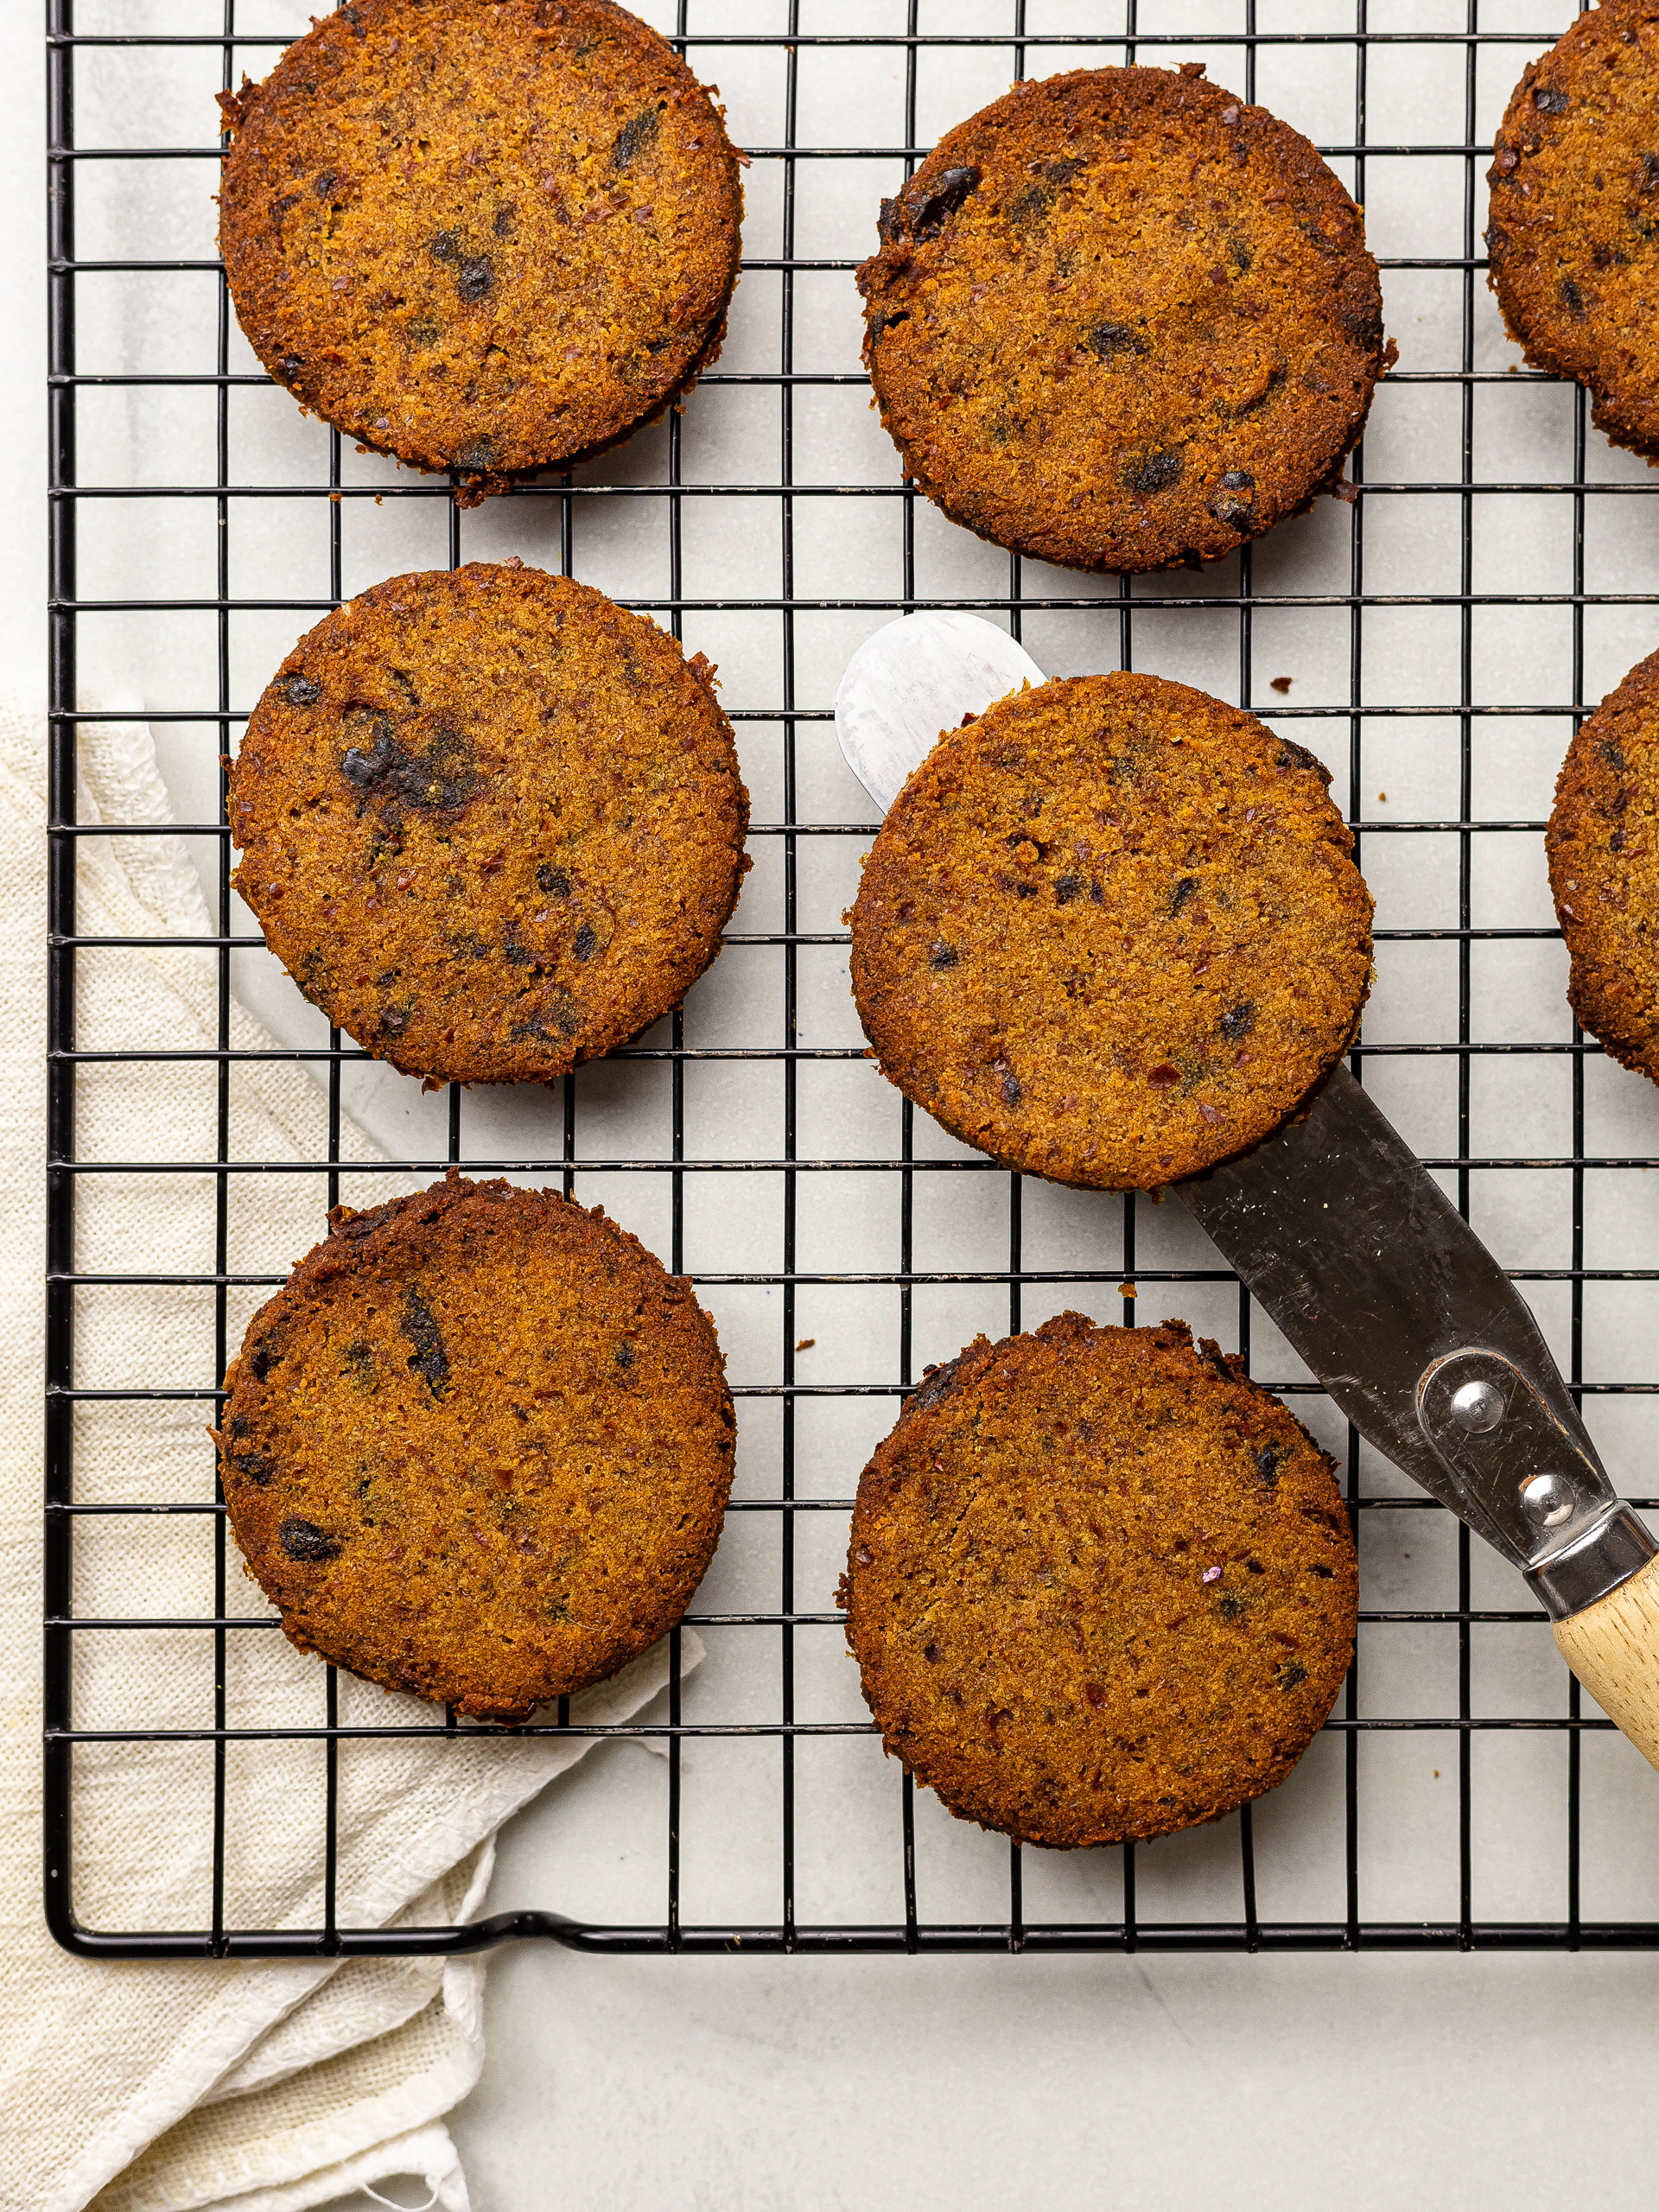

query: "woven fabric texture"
left=0, top=697, right=693, bottom=2212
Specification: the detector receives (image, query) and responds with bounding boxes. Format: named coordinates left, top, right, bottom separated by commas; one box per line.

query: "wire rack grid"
left=44, top=0, right=1659, bottom=1961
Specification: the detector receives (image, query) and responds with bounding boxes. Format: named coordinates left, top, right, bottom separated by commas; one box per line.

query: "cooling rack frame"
left=44, top=0, right=1659, bottom=1959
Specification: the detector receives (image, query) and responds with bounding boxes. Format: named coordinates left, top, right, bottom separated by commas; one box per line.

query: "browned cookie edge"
left=1547, top=645, right=1659, bottom=1082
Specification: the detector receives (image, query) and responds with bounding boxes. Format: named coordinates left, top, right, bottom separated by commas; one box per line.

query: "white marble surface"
left=7, top=5, right=1659, bottom=2208
left=443, top=1946, right=1659, bottom=2209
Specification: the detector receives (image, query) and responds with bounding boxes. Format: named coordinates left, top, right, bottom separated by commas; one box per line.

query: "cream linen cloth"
left=0, top=696, right=696, bottom=2212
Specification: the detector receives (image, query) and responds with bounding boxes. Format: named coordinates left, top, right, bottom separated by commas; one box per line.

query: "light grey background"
left=9, top=3, right=1659, bottom=2207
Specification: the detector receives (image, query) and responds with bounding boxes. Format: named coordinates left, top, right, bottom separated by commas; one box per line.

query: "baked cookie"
left=1488, top=3, right=1659, bottom=461
left=218, top=1175, right=735, bottom=1720
left=842, top=1313, right=1357, bottom=1849
left=857, top=65, right=1391, bottom=574
left=1547, top=645, right=1659, bottom=1080
left=230, top=562, right=749, bottom=1086
left=217, top=0, right=744, bottom=498
left=848, top=672, right=1373, bottom=1189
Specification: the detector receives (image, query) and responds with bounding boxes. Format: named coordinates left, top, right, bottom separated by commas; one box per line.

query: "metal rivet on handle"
left=1522, top=1473, right=1573, bottom=1529
left=1451, top=1378, right=1505, bottom=1433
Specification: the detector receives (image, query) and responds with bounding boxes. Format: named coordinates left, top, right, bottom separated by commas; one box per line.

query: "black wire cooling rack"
left=45, top=0, right=1659, bottom=1959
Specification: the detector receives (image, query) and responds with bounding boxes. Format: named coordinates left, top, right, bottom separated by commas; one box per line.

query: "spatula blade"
left=832, top=608, right=1651, bottom=1613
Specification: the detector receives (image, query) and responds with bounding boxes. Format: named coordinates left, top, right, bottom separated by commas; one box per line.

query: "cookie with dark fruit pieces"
left=1488, top=3, right=1659, bottom=461
left=848, top=671, right=1373, bottom=1190
left=842, top=1313, right=1357, bottom=1848
left=217, top=0, right=744, bottom=499
left=1548, top=645, right=1659, bottom=1084
left=858, top=64, right=1393, bottom=573
left=218, top=1174, right=736, bottom=1721
left=230, top=561, right=750, bottom=1087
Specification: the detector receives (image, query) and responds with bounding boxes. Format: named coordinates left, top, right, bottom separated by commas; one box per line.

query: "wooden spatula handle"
left=1554, top=1553, right=1659, bottom=1775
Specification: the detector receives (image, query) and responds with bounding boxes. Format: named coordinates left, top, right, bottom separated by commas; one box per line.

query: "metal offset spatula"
left=836, top=610, right=1659, bottom=1773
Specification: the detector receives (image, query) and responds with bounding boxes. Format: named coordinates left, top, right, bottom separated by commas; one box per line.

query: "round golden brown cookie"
left=218, top=1175, right=735, bottom=1720
left=857, top=66, right=1391, bottom=574
left=1547, top=646, right=1659, bottom=1081
left=842, top=1313, right=1357, bottom=1849
left=1488, top=5, right=1659, bottom=461
left=217, top=0, right=743, bottom=495
left=847, top=672, right=1373, bottom=1190
left=230, top=562, right=749, bottom=1085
